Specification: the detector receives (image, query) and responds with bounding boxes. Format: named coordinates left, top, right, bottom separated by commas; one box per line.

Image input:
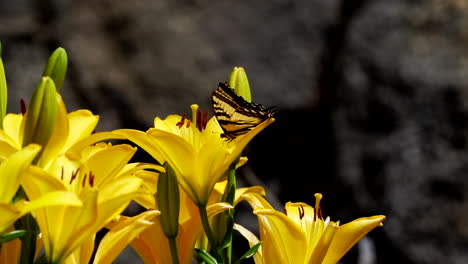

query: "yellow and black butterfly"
left=211, top=82, right=275, bottom=140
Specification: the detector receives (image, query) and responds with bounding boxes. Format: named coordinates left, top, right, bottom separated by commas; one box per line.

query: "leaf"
left=0, top=229, right=26, bottom=243
left=233, top=241, right=262, bottom=264
left=194, top=248, right=219, bottom=264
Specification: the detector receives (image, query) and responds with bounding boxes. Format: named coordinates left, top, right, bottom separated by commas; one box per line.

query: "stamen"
left=69, top=168, right=80, bottom=184
left=202, top=110, right=209, bottom=129
left=61, top=167, right=64, bottom=180
left=89, top=171, right=95, bottom=187
left=176, top=114, right=186, bottom=128
left=82, top=173, right=87, bottom=187
left=314, top=193, right=323, bottom=220
left=190, top=104, right=199, bottom=124
left=298, top=205, right=305, bottom=220
left=196, top=109, right=202, bottom=131
left=194, top=108, right=210, bottom=132
left=20, top=99, right=27, bottom=115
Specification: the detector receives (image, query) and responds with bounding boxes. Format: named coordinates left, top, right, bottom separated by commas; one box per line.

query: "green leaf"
left=233, top=241, right=262, bottom=264
left=194, top=248, right=219, bottom=264
left=0, top=229, right=26, bottom=244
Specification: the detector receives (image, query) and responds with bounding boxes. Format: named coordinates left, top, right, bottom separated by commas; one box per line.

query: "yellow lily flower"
left=21, top=142, right=146, bottom=263
left=0, top=144, right=83, bottom=234
left=238, top=193, right=386, bottom=264
left=115, top=104, right=274, bottom=206
left=93, top=179, right=265, bottom=264
left=0, top=93, right=99, bottom=168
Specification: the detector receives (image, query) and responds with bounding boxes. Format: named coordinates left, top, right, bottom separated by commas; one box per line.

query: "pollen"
left=298, top=205, right=305, bottom=220
left=20, top=98, right=27, bottom=115
left=176, top=114, right=187, bottom=128
left=69, top=168, right=80, bottom=184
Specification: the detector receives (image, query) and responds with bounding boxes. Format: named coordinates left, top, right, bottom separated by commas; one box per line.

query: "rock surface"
left=1, top=0, right=467, bottom=263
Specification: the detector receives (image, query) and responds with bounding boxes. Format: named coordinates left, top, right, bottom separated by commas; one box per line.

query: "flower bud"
left=22, top=77, right=58, bottom=148
left=0, top=56, right=7, bottom=129
left=42, top=47, right=68, bottom=92
left=157, top=162, right=180, bottom=238
left=228, top=67, right=251, bottom=102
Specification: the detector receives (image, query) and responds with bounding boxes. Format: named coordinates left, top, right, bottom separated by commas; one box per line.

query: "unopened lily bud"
left=228, top=67, right=251, bottom=102
left=0, top=56, right=7, bottom=129
left=157, top=162, right=180, bottom=239
left=42, top=47, right=68, bottom=92
left=22, top=77, right=58, bottom=148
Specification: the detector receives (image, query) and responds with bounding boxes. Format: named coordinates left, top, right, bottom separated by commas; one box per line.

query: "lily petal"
left=93, top=210, right=160, bottom=264
left=322, top=215, right=386, bottom=264
left=254, top=208, right=308, bottom=264
left=0, top=144, right=41, bottom=203
left=234, top=223, right=263, bottom=264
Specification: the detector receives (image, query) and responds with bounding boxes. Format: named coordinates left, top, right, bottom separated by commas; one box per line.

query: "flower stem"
left=221, top=165, right=237, bottom=264
left=17, top=214, right=39, bottom=264
left=168, top=237, right=179, bottom=264
left=198, top=204, right=216, bottom=248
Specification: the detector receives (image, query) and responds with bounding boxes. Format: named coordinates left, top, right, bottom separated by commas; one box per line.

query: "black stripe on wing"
left=211, top=82, right=275, bottom=140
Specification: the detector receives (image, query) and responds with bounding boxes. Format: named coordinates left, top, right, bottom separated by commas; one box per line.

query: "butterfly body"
left=211, top=82, right=275, bottom=140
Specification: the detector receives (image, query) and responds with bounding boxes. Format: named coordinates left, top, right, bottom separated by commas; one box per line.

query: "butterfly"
left=211, top=82, right=275, bottom=140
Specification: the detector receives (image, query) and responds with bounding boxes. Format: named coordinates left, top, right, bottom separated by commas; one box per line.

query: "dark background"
left=2, top=1, right=468, bottom=263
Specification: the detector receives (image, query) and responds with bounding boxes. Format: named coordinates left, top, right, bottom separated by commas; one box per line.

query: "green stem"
left=222, top=167, right=236, bottom=264
left=17, top=214, right=39, bottom=264
left=198, top=204, right=217, bottom=249
left=168, top=237, right=179, bottom=264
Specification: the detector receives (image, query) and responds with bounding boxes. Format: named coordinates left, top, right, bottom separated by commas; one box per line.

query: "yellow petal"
left=0, top=203, right=21, bottom=232
left=2, top=113, right=23, bottom=150
left=229, top=117, right=275, bottom=154
left=63, top=110, right=99, bottom=150
left=146, top=128, right=195, bottom=176
left=234, top=223, right=263, bottom=264
left=254, top=208, right=307, bottom=264
left=308, top=220, right=338, bottom=264
left=207, top=202, right=234, bottom=218
left=63, top=234, right=96, bottom=264
left=55, top=189, right=98, bottom=263
left=0, top=144, right=41, bottom=203
left=66, top=131, right=126, bottom=155
left=322, top=215, right=386, bottom=264
left=0, top=136, right=19, bottom=159
left=113, top=129, right=166, bottom=164
left=93, top=210, right=160, bottom=264
left=241, top=192, right=275, bottom=210
left=22, top=165, right=68, bottom=200
left=18, top=191, right=83, bottom=213
left=86, top=144, right=136, bottom=187
left=234, top=186, right=266, bottom=206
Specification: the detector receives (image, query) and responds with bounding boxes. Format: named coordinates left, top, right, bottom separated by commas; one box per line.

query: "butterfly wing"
left=211, top=82, right=274, bottom=140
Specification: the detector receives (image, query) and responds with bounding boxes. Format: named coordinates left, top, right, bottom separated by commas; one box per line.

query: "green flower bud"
left=22, top=77, right=58, bottom=148
left=157, top=162, right=180, bottom=239
left=0, top=56, right=7, bottom=129
left=42, top=47, right=68, bottom=92
left=228, top=66, right=251, bottom=102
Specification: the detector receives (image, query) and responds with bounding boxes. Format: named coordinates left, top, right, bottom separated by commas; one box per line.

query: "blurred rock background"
left=1, top=0, right=467, bottom=263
